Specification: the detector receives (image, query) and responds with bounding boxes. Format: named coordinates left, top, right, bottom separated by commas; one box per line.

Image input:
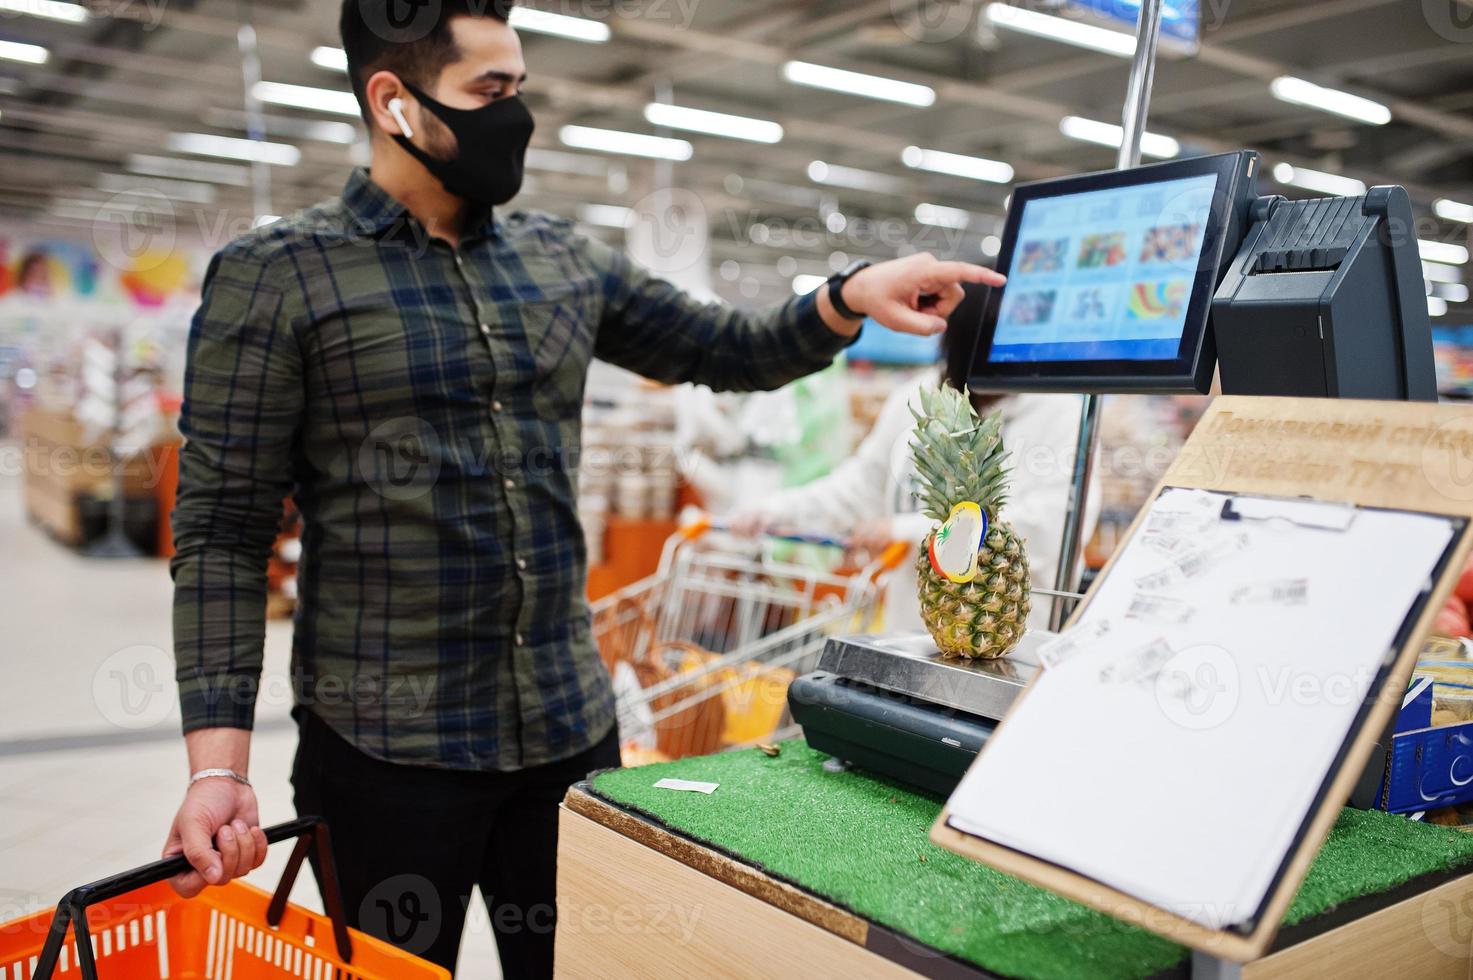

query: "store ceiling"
left=1, top=0, right=1470, bottom=314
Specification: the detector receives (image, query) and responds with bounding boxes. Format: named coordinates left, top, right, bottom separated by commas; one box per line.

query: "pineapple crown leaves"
left=908, top=383, right=1011, bottom=523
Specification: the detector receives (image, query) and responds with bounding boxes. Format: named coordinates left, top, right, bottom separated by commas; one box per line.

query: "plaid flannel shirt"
left=171, top=168, right=855, bottom=770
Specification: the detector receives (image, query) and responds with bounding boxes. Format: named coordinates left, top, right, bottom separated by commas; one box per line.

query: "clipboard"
left=929, top=395, right=1473, bottom=961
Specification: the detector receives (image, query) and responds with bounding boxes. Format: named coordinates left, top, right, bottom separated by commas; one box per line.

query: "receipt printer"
left=1211, top=185, right=1436, bottom=401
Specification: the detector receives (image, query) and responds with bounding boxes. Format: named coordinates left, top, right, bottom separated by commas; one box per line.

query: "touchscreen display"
left=988, top=173, right=1220, bottom=363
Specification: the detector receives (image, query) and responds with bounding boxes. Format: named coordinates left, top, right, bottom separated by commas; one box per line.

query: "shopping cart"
left=593, top=517, right=908, bottom=761
left=0, top=817, right=447, bottom=979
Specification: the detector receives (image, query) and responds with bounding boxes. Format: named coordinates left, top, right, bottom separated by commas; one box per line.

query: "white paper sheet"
left=653, top=778, right=719, bottom=794
left=945, top=488, right=1455, bottom=930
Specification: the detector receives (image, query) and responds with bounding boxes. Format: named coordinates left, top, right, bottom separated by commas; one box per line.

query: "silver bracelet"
left=189, top=768, right=251, bottom=788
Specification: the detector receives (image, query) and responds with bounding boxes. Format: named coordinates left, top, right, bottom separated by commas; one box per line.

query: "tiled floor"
left=0, top=458, right=502, bottom=976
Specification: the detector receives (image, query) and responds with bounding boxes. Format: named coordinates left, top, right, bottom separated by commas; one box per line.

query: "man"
left=162, top=0, right=1004, bottom=975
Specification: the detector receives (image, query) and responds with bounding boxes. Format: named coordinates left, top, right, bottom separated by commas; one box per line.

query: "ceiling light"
left=806, top=160, right=905, bottom=195
left=577, top=203, right=633, bottom=228
left=1420, top=239, right=1470, bottom=265
left=127, top=153, right=251, bottom=186
left=1435, top=283, right=1470, bottom=303
left=982, top=3, right=1135, bottom=57
left=1269, top=76, right=1391, bottom=126
left=526, top=147, right=607, bottom=176
left=781, top=61, right=935, bottom=107
left=914, top=203, right=971, bottom=229
left=302, top=120, right=358, bottom=144
left=97, top=172, right=216, bottom=205
left=902, top=145, right=1014, bottom=184
left=558, top=125, right=692, bottom=161
left=0, top=39, right=48, bottom=64
left=1059, top=116, right=1179, bottom=159
left=1270, top=163, right=1365, bottom=197
left=310, top=46, right=348, bottom=71
left=742, top=177, right=823, bottom=208
left=792, top=274, right=827, bottom=295
left=643, top=103, right=783, bottom=144
left=1428, top=296, right=1448, bottom=317
left=509, top=6, right=610, bottom=42
left=1424, top=261, right=1464, bottom=285
left=204, top=107, right=359, bottom=145
left=252, top=81, right=359, bottom=117
left=0, top=0, right=85, bottom=23
left=167, top=132, right=302, bottom=166
left=982, top=235, right=1002, bottom=257
left=1435, top=199, right=1473, bottom=224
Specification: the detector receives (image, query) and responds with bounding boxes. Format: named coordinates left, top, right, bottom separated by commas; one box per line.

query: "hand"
left=162, top=777, right=268, bottom=897
left=832, top=253, right=1005, bottom=336
left=726, top=511, right=772, bottom=538
left=846, top=517, right=897, bottom=556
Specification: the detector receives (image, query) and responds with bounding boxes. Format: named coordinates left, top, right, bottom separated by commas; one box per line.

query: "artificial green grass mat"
left=590, top=740, right=1473, bottom=980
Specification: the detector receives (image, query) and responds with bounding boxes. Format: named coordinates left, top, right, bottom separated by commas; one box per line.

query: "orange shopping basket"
left=0, top=817, right=447, bottom=979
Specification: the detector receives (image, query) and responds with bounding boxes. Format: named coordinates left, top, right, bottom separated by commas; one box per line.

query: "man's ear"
left=364, top=71, right=413, bottom=136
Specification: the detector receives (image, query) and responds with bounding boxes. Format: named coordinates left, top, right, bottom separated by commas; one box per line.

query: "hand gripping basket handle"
left=31, top=816, right=352, bottom=979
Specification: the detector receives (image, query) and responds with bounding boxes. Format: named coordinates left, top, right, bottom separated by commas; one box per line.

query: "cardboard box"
left=20, top=408, right=175, bottom=547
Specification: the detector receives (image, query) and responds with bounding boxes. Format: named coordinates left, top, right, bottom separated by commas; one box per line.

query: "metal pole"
left=1048, top=0, right=1166, bottom=631
left=237, top=20, right=273, bottom=224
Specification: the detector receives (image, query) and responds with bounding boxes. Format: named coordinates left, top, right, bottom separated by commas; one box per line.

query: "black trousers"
left=291, top=709, right=621, bottom=978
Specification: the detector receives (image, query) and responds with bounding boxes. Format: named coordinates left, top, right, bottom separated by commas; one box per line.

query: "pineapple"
left=909, top=384, right=1030, bottom=659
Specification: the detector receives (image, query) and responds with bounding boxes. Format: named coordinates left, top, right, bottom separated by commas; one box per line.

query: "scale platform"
left=816, top=630, right=1047, bottom=717
left=788, top=630, right=1052, bottom=795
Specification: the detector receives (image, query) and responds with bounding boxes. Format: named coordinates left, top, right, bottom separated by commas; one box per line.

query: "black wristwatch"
left=825, top=258, right=872, bottom=320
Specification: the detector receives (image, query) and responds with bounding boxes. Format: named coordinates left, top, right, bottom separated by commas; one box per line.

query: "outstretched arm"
left=587, top=240, right=1003, bottom=392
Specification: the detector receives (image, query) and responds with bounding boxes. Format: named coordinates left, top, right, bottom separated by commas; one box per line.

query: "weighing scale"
left=788, top=631, right=1049, bottom=795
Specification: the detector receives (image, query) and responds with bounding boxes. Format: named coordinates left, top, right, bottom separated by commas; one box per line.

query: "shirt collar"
left=340, top=168, right=501, bottom=243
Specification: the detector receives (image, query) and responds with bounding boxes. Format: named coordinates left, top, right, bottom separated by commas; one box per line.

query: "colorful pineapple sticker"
left=927, top=501, right=988, bottom=584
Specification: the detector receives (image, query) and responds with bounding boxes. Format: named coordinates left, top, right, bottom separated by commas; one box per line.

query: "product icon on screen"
left=1128, top=280, right=1190, bottom=321
left=1077, top=232, right=1127, bottom=269
left=1140, top=224, right=1201, bottom=265
left=1017, top=239, right=1067, bottom=275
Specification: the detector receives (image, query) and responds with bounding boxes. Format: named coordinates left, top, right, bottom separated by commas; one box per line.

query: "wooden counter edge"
left=563, top=785, right=870, bottom=946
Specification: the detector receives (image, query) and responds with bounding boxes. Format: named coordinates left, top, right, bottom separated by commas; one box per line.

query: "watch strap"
left=826, top=260, right=872, bottom=320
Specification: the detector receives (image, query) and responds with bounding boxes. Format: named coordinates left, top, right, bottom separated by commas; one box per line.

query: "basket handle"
left=31, top=816, right=353, bottom=979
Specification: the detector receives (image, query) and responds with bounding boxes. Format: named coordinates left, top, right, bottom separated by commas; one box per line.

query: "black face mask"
left=393, top=81, right=535, bottom=208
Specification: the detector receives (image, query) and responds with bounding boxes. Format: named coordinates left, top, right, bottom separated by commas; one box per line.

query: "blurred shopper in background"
left=161, top=1, right=1005, bottom=975
left=732, top=283, right=1098, bottom=633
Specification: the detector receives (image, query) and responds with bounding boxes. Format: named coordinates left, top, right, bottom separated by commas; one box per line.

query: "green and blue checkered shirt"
left=171, top=168, right=855, bottom=770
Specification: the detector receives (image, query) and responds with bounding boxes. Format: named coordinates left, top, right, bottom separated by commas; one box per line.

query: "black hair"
left=339, top=0, right=515, bottom=126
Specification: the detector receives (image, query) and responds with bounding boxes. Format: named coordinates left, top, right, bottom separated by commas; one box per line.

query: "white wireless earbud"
left=388, top=97, right=414, bottom=139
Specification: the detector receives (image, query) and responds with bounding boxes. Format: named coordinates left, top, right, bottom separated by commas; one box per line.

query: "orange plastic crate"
left=0, top=820, right=447, bottom=980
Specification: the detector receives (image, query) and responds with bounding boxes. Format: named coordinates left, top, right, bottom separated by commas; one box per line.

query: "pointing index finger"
left=929, top=261, right=1006, bottom=287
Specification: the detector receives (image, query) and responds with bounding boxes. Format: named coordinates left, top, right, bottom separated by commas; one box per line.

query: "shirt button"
left=516, top=557, right=527, bottom=570
left=503, top=478, right=515, bottom=490
left=479, top=323, right=490, bottom=336
left=492, top=399, right=503, bottom=412
left=515, top=633, right=525, bottom=647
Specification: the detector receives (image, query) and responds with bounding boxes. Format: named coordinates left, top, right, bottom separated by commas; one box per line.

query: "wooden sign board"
left=931, top=395, right=1473, bottom=962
